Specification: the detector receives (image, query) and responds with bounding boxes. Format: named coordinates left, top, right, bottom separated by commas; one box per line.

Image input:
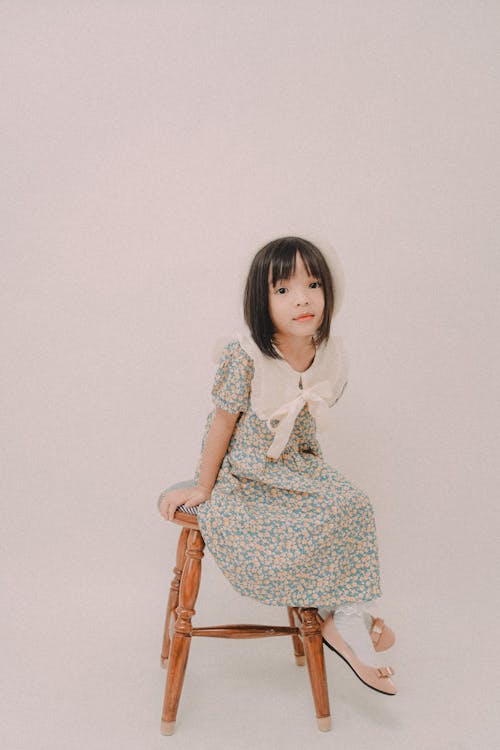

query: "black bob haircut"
left=243, top=236, right=335, bottom=359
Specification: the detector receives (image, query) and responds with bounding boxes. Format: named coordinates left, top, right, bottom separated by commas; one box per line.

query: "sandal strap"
left=376, top=665, right=395, bottom=678
left=370, top=617, right=385, bottom=644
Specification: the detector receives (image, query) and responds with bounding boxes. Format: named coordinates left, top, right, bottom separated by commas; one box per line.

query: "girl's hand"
left=158, top=484, right=212, bottom=521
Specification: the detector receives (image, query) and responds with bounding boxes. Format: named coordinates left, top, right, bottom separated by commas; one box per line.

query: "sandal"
left=321, top=613, right=397, bottom=696
left=369, top=615, right=396, bottom=652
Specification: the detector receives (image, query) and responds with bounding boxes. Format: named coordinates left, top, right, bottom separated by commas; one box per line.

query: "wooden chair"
left=158, top=485, right=332, bottom=735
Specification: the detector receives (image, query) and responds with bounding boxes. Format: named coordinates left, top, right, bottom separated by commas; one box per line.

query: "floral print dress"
left=192, top=331, right=382, bottom=609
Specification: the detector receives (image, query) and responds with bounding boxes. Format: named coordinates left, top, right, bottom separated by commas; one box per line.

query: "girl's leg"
left=318, top=597, right=381, bottom=631
left=317, top=606, right=331, bottom=621
left=319, top=598, right=385, bottom=667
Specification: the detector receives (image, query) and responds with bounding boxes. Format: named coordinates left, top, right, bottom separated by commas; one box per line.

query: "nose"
left=293, top=289, right=311, bottom=306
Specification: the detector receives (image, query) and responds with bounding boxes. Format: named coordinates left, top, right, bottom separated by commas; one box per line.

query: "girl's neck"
left=272, top=334, right=316, bottom=364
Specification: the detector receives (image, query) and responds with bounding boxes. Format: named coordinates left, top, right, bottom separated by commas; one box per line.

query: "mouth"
left=294, top=314, right=315, bottom=321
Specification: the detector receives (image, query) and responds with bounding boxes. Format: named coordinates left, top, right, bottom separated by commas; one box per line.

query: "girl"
left=159, top=236, right=397, bottom=695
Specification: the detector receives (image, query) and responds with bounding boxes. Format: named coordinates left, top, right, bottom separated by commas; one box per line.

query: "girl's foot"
left=321, top=613, right=397, bottom=695
left=333, top=602, right=382, bottom=667
left=318, top=607, right=396, bottom=652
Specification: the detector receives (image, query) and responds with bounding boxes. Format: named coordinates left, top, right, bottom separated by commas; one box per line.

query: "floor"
left=3, top=523, right=495, bottom=750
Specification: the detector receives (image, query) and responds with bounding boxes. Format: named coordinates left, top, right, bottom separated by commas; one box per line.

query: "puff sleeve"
left=211, top=340, right=254, bottom=414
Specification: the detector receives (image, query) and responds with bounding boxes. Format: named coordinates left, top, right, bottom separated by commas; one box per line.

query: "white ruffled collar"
left=213, top=327, right=349, bottom=459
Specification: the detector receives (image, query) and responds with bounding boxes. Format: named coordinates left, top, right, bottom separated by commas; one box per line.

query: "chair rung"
left=192, top=624, right=300, bottom=638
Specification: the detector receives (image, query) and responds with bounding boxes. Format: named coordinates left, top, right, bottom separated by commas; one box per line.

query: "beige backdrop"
left=2, top=2, right=499, bottom=749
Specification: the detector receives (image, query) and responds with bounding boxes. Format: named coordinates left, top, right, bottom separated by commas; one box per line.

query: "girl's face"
left=268, top=252, right=325, bottom=343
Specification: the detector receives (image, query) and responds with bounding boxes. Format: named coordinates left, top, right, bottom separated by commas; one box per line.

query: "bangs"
left=268, top=242, right=323, bottom=287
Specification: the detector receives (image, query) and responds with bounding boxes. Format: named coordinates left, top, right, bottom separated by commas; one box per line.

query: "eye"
left=310, top=280, right=322, bottom=289
left=271, top=284, right=288, bottom=294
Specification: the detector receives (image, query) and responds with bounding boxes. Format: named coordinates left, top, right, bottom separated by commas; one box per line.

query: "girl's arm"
left=159, top=407, right=240, bottom=521
left=196, top=407, right=240, bottom=492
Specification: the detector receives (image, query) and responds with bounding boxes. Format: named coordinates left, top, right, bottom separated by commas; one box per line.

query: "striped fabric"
left=176, top=503, right=198, bottom=516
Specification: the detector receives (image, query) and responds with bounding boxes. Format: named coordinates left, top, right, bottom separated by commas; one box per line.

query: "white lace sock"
left=362, top=610, right=373, bottom=631
left=318, top=601, right=378, bottom=633
left=331, top=602, right=382, bottom=668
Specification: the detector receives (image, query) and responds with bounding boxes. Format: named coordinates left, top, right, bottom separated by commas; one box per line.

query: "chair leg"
left=161, top=528, right=205, bottom=736
left=300, top=607, right=332, bottom=732
left=287, top=607, right=305, bottom=666
left=161, top=527, right=189, bottom=668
